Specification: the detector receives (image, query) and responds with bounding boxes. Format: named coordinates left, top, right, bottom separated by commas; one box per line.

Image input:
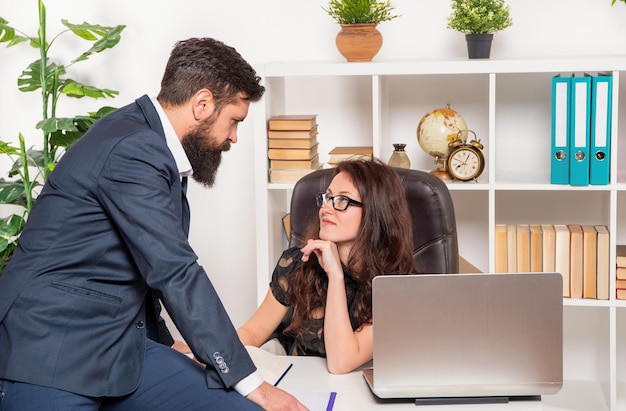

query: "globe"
left=416, top=104, right=468, bottom=160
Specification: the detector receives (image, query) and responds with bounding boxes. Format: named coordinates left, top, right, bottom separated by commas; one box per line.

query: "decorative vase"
left=465, top=33, right=494, bottom=59
left=388, top=143, right=411, bottom=169
left=335, top=24, right=383, bottom=62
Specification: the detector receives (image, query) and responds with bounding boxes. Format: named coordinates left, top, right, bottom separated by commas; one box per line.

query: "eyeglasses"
left=316, top=192, right=363, bottom=211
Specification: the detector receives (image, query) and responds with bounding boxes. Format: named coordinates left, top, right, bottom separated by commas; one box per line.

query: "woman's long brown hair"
left=286, top=158, right=415, bottom=336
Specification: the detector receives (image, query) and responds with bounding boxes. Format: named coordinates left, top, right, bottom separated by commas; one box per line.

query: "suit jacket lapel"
left=135, top=95, right=190, bottom=236
left=135, top=95, right=165, bottom=137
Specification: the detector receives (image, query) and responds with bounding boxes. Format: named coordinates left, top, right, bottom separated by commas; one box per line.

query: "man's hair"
left=157, top=37, right=264, bottom=111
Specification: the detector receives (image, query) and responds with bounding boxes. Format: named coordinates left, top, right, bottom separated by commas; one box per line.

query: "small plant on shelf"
left=323, top=0, right=400, bottom=62
left=447, top=0, right=512, bottom=34
left=323, top=0, right=400, bottom=25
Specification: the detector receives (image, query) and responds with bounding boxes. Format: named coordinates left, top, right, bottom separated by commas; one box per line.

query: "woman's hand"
left=300, top=239, right=344, bottom=281
left=302, top=240, right=373, bottom=374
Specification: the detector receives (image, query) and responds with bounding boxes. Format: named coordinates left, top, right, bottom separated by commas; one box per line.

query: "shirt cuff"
left=233, top=370, right=264, bottom=397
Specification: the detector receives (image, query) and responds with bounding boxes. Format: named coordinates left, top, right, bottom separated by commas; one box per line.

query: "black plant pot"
left=465, top=33, right=494, bottom=59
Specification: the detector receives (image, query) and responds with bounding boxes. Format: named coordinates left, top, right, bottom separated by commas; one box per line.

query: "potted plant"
left=323, top=0, right=400, bottom=62
left=447, top=0, right=513, bottom=59
left=0, top=0, right=124, bottom=273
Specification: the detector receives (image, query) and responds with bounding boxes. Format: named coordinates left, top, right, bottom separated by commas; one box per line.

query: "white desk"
left=277, top=356, right=604, bottom=411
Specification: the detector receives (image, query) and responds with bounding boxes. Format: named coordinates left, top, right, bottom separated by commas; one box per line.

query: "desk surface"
left=277, top=356, right=605, bottom=411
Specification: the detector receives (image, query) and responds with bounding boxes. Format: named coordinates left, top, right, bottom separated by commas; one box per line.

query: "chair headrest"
left=289, top=167, right=459, bottom=274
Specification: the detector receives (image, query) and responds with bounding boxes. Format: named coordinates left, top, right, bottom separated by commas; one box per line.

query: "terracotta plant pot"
left=335, top=24, right=383, bottom=62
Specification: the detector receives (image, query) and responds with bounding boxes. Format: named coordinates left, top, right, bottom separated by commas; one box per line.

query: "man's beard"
left=181, top=116, right=231, bottom=188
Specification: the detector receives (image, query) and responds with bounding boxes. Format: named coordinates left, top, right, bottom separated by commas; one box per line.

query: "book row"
left=495, top=224, right=610, bottom=300
left=550, top=72, right=612, bottom=186
left=266, top=115, right=372, bottom=183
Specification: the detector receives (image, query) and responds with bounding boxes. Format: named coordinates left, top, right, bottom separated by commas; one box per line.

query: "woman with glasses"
left=238, top=158, right=416, bottom=374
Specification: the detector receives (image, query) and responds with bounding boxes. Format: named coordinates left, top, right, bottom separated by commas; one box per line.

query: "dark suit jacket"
left=0, top=95, right=256, bottom=397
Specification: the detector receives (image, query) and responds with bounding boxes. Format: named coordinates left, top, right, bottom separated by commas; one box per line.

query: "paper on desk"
left=291, top=391, right=337, bottom=411
left=244, top=346, right=336, bottom=409
left=245, top=345, right=293, bottom=386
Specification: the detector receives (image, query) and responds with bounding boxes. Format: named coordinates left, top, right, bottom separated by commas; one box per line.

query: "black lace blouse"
left=269, top=246, right=361, bottom=357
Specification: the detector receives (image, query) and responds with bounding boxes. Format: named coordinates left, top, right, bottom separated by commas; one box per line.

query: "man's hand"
left=172, top=340, right=192, bottom=355
left=171, top=340, right=204, bottom=364
left=246, top=382, right=309, bottom=411
left=173, top=341, right=306, bottom=409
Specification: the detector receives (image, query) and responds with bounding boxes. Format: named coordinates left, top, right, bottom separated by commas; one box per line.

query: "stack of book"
left=616, top=245, right=626, bottom=300
left=495, top=223, right=609, bottom=300
left=327, top=146, right=373, bottom=166
left=267, top=115, right=322, bottom=184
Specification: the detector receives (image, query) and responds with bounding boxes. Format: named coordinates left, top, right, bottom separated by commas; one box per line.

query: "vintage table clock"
left=446, top=130, right=485, bottom=181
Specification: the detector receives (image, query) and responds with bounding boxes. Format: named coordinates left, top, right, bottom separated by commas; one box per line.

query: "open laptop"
left=363, top=272, right=563, bottom=405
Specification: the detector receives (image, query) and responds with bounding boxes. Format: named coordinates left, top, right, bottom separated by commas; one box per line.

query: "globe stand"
left=431, top=155, right=453, bottom=180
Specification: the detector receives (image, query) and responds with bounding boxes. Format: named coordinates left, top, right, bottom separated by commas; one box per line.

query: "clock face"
left=448, top=147, right=484, bottom=181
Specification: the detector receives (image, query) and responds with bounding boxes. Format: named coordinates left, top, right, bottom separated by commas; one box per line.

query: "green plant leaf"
left=6, top=160, right=23, bottom=178
left=49, top=130, right=84, bottom=148
left=38, top=117, right=80, bottom=133
left=68, top=116, right=97, bottom=131
left=38, top=116, right=94, bottom=148
left=0, top=17, right=14, bottom=42
left=0, top=214, right=25, bottom=236
left=41, top=107, right=116, bottom=148
left=62, top=20, right=112, bottom=40
left=16, top=61, right=42, bottom=92
left=0, top=140, right=20, bottom=156
left=69, top=23, right=126, bottom=64
left=25, top=148, right=46, bottom=170
left=60, top=79, right=119, bottom=99
left=6, top=147, right=45, bottom=177
left=0, top=179, right=27, bottom=205
left=447, top=0, right=513, bottom=34
left=324, top=0, right=400, bottom=24
left=0, top=214, right=25, bottom=270
left=90, top=106, right=118, bottom=118
left=38, top=115, right=93, bottom=133
left=0, top=17, right=31, bottom=47
left=17, top=60, right=66, bottom=93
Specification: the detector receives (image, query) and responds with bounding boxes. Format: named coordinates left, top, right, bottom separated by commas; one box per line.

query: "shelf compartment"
left=450, top=190, right=489, bottom=272
left=495, top=190, right=610, bottom=226
left=265, top=76, right=374, bottom=168
left=617, top=308, right=626, bottom=408
left=494, top=73, right=553, bottom=185
left=380, top=74, right=489, bottom=174
left=563, top=306, right=610, bottom=384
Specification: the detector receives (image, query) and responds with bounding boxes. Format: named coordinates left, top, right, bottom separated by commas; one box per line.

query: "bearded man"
left=0, top=37, right=307, bottom=411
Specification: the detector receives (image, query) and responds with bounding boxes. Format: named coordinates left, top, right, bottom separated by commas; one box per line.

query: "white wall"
left=1, top=0, right=626, bottom=336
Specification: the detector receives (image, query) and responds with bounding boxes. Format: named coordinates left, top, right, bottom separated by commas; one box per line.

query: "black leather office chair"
left=288, top=167, right=459, bottom=274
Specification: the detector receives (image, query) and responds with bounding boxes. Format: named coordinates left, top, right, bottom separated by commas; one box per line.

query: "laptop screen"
left=365, top=272, right=563, bottom=400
